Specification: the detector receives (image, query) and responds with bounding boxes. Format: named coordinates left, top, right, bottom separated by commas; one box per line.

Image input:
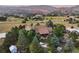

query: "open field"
left=0, top=16, right=79, bottom=33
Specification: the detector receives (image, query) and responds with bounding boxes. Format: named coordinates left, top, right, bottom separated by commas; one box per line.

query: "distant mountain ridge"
left=0, top=5, right=56, bottom=15
left=0, top=5, right=78, bottom=16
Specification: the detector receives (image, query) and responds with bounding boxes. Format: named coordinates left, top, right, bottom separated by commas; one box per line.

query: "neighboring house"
left=66, top=28, right=76, bottom=32
left=66, top=28, right=79, bottom=35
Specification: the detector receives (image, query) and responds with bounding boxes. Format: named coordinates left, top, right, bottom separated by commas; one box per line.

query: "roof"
left=35, top=25, right=49, bottom=34
left=0, top=33, right=6, bottom=39
left=75, top=29, right=79, bottom=32
left=66, top=28, right=76, bottom=32
left=66, top=28, right=79, bottom=33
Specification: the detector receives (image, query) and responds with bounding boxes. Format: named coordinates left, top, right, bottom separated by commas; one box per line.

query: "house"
left=35, top=25, right=49, bottom=35
left=66, top=28, right=76, bottom=32
left=35, top=25, right=50, bottom=37
left=66, top=28, right=79, bottom=35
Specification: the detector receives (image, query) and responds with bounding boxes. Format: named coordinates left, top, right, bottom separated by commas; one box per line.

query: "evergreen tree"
left=69, top=32, right=78, bottom=42
left=29, top=35, right=42, bottom=53
left=48, top=34, right=60, bottom=53
left=3, top=26, right=19, bottom=52
left=27, top=30, right=36, bottom=43
left=64, top=38, right=74, bottom=53
left=17, top=29, right=29, bottom=53
left=53, top=24, right=65, bottom=38
left=46, top=20, right=54, bottom=28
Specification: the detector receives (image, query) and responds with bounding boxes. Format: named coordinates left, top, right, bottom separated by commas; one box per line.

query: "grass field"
left=0, top=16, right=79, bottom=33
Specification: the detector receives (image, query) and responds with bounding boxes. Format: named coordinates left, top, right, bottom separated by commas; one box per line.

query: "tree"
left=24, top=17, right=28, bottom=21
left=22, top=17, right=28, bottom=23
left=17, top=29, right=30, bottom=53
left=3, top=26, right=19, bottom=52
left=77, top=23, right=79, bottom=27
left=64, top=38, right=74, bottom=53
left=46, top=20, right=54, bottom=28
left=47, top=34, right=60, bottom=53
left=67, top=16, right=76, bottom=24
left=69, top=32, right=78, bottom=42
left=29, top=35, right=42, bottom=53
left=22, top=20, right=26, bottom=23
left=27, top=30, right=36, bottom=43
left=35, top=23, right=40, bottom=26
left=53, top=24, right=65, bottom=38
left=0, top=16, right=7, bottom=21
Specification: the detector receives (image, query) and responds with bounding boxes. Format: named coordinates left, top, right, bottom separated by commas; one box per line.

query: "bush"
left=76, top=20, right=79, bottom=23
left=77, top=23, right=79, bottom=27
left=75, top=41, right=79, bottom=47
left=71, top=26, right=74, bottom=28
left=0, top=16, right=7, bottom=21
left=22, top=20, right=26, bottom=23
left=0, top=46, right=6, bottom=53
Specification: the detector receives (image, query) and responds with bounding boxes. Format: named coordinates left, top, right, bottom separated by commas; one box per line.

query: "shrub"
left=77, top=23, right=79, bottom=27
left=22, top=20, right=26, bottom=23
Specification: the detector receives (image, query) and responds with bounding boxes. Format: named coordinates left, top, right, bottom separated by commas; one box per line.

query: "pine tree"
left=29, top=35, right=42, bottom=53
left=27, top=30, right=36, bottom=43
left=69, top=32, right=78, bottom=42
left=64, top=38, right=74, bottom=53
left=48, top=34, right=60, bottom=53
left=3, top=26, right=19, bottom=52
left=53, top=24, right=65, bottom=38
left=46, top=20, right=53, bottom=28
left=17, top=29, right=29, bottom=52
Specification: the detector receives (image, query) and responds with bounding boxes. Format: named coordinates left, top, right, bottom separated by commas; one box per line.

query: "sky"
left=53, top=5, right=75, bottom=8
left=0, top=0, right=79, bottom=6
